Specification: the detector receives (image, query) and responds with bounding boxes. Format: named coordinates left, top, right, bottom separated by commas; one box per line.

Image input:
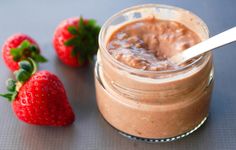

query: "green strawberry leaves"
left=10, top=40, right=47, bottom=63
left=15, top=69, right=31, bottom=83
left=0, top=59, right=37, bottom=102
left=14, top=59, right=37, bottom=83
left=0, top=79, right=18, bottom=102
left=11, top=40, right=30, bottom=61
left=2, top=79, right=17, bottom=101
left=32, top=54, right=47, bottom=63
left=0, top=93, right=15, bottom=102
left=6, top=79, right=16, bottom=92
left=19, top=61, right=33, bottom=73
left=64, top=17, right=100, bottom=64
left=68, top=26, right=79, bottom=35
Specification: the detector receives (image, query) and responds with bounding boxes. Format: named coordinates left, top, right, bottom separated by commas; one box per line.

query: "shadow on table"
left=52, top=55, right=98, bottom=123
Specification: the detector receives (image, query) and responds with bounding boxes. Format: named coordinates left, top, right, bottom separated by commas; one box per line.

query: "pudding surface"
left=107, top=17, right=201, bottom=71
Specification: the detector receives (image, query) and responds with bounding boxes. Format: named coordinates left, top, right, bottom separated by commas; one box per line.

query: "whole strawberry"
left=53, top=17, right=100, bottom=67
left=0, top=59, right=75, bottom=126
left=2, top=33, right=47, bottom=71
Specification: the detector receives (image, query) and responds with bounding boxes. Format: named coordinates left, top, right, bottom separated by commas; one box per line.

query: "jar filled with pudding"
left=95, top=4, right=214, bottom=142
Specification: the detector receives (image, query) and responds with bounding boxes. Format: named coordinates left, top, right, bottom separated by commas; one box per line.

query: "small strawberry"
left=0, top=59, right=75, bottom=126
left=2, top=33, right=47, bottom=71
left=53, top=17, right=100, bottom=67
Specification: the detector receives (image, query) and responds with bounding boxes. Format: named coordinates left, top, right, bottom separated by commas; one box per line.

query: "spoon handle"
left=170, top=27, right=236, bottom=65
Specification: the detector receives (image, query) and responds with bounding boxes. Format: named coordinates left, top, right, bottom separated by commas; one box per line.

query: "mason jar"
left=95, top=4, right=214, bottom=142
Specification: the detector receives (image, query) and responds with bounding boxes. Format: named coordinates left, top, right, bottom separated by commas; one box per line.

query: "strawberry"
left=53, top=17, right=100, bottom=67
left=0, top=59, right=75, bottom=126
left=2, top=33, right=47, bottom=72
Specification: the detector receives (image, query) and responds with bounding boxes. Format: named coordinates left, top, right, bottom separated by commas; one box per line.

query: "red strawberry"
left=53, top=17, right=100, bottom=67
left=0, top=59, right=75, bottom=126
left=2, top=33, right=47, bottom=72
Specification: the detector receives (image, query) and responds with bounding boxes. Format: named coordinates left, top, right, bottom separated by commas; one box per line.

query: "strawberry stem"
left=29, top=58, right=37, bottom=74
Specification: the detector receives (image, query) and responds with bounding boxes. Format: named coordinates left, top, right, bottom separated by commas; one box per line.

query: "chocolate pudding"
left=95, top=4, right=213, bottom=141
left=107, top=17, right=201, bottom=71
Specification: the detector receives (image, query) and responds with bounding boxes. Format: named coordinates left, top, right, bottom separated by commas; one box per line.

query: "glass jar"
left=95, top=4, right=213, bottom=142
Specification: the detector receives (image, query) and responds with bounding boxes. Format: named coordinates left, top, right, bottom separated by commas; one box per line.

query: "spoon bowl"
left=169, top=27, right=236, bottom=65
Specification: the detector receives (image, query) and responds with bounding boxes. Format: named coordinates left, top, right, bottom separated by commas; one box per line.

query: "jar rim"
left=99, top=3, right=210, bottom=75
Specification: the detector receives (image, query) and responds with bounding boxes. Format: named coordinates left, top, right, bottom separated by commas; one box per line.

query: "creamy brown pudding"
left=107, top=17, right=201, bottom=71
left=95, top=4, right=214, bottom=141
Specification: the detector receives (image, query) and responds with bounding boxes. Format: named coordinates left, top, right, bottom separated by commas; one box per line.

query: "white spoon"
left=169, top=27, right=236, bottom=65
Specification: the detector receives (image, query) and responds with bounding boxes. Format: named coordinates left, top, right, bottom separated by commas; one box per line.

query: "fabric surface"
left=0, top=0, right=235, bottom=149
